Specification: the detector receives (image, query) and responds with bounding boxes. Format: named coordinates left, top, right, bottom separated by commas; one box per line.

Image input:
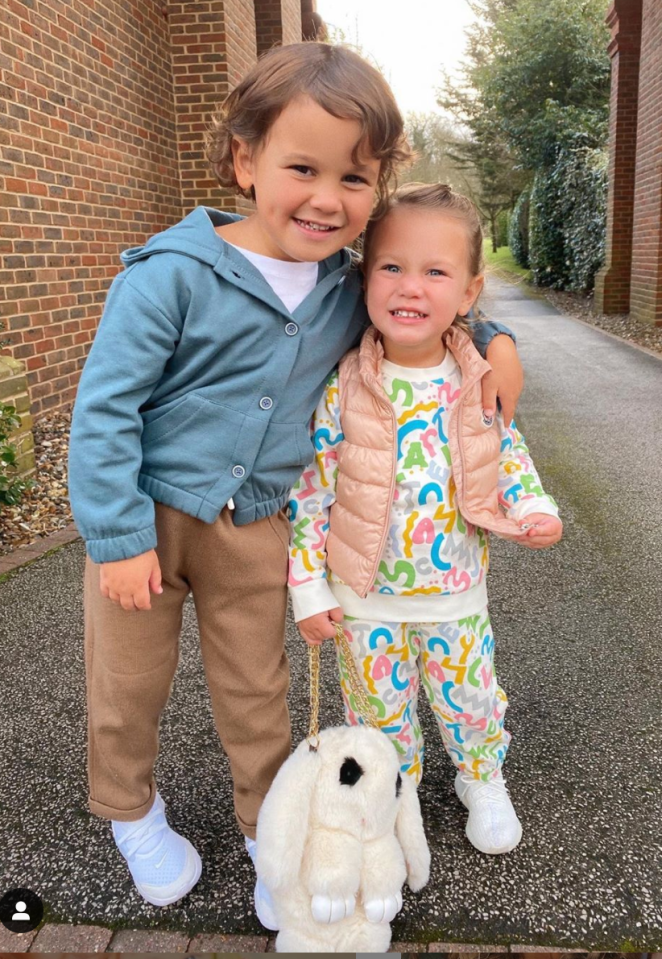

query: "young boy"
left=69, top=41, right=522, bottom=926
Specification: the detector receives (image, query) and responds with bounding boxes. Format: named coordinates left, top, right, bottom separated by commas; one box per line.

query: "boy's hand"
left=513, top=513, right=563, bottom=550
left=99, top=549, right=163, bottom=611
left=483, top=334, right=524, bottom=427
left=298, top=607, right=344, bottom=647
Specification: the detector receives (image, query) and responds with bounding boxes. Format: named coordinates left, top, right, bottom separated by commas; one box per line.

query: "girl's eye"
left=428, top=269, right=446, bottom=277
left=343, top=174, right=368, bottom=185
left=381, top=264, right=400, bottom=273
left=291, top=165, right=314, bottom=176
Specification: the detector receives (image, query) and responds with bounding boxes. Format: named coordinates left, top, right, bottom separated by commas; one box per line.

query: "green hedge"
left=528, top=145, right=607, bottom=291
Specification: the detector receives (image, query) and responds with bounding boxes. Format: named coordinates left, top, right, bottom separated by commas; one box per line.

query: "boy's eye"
left=381, top=264, right=401, bottom=273
left=428, top=269, right=446, bottom=277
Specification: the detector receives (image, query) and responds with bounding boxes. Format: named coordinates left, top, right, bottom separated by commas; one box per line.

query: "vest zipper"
left=361, top=386, right=399, bottom=599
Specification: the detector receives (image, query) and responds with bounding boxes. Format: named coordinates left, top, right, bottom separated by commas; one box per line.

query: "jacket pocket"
left=141, top=397, right=247, bottom=499
left=141, top=395, right=206, bottom=447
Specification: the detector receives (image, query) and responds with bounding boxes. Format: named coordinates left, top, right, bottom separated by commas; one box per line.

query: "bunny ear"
left=255, top=740, right=320, bottom=890
left=395, top=773, right=431, bottom=892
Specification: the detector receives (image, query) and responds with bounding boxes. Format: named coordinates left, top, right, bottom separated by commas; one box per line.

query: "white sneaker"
left=112, top=792, right=202, bottom=906
left=245, top=836, right=279, bottom=931
left=455, top=771, right=523, bottom=855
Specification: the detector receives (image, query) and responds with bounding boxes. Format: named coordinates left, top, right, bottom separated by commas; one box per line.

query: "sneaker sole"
left=135, top=840, right=202, bottom=907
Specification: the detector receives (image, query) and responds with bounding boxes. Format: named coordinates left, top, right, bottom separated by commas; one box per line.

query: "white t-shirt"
left=228, top=244, right=319, bottom=313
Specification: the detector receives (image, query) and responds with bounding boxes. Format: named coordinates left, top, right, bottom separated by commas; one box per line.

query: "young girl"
left=288, top=183, right=562, bottom=858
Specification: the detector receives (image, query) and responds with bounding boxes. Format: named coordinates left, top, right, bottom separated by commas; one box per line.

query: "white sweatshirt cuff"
left=289, top=578, right=341, bottom=622
left=508, top=497, right=559, bottom=523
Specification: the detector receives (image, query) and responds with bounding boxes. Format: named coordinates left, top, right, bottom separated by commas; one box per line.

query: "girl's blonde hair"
left=205, top=42, right=412, bottom=218
left=362, top=182, right=485, bottom=332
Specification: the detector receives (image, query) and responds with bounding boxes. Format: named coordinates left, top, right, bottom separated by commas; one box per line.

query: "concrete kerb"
left=0, top=522, right=80, bottom=580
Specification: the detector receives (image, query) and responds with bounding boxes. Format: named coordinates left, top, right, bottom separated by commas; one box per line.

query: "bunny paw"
left=364, top=891, right=403, bottom=924
left=311, top=893, right=356, bottom=924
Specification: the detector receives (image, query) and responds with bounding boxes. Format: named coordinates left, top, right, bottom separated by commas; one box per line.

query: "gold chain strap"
left=307, top=623, right=380, bottom=748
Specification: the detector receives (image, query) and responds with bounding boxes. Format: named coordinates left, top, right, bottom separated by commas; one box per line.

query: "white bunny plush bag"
left=255, top=633, right=430, bottom=952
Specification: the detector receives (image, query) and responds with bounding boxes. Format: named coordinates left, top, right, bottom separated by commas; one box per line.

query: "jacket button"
left=232, top=465, right=245, bottom=479
left=285, top=322, right=299, bottom=336
left=259, top=396, right=273, bottom=410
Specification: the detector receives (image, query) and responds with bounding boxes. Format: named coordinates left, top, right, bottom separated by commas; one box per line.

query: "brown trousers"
left=84, top=502, right=291, bottom=838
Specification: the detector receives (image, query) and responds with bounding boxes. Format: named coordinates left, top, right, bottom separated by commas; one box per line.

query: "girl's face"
left=231, top=96, right=381, bottom=262
left=364, top=206, right=484, bottom=367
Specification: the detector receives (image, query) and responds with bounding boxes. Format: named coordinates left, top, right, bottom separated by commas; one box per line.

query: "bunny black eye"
left=339, top=757, right=364, bottom=786
left=396, top=773, right=402, bottom=797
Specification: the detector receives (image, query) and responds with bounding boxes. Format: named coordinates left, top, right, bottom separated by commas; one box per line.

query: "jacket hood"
left=120, top=206, right=355, bottom=277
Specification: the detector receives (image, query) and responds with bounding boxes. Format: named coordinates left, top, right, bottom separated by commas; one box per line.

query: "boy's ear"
left=458, top=274, right=484, bottom=316
left=231, top=137, right=254, bottom=191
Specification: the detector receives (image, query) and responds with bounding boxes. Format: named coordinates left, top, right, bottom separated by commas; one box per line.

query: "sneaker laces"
left=459, top=773, right=508, bottom=804
left=115, top=810, right=170, bottom=861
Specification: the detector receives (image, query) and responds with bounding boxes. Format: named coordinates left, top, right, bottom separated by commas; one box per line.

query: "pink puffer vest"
left=325, top=324, right=522, bottom=599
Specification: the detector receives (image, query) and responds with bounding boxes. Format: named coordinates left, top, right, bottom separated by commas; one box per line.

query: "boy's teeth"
left=392, top=310, right=426, bottom=317
left=297, top=219, right=334, bottom=231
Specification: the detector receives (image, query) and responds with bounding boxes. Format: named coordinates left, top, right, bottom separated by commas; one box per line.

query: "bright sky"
left=315, top=0, right=477, bottom=116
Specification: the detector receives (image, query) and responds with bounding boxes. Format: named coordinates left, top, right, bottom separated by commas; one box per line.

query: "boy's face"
left=365, top=206, right=483, bottom=365
left=232, top=96, right=381, bottom=262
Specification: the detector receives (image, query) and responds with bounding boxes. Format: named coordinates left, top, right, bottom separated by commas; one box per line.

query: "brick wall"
left=169, top=0, right=257, bottom=214
left=629, top=0, right=662, bottom=325
left=594, top=0, right=642, bottom=315
left=0, top=0, right=183, bottom=418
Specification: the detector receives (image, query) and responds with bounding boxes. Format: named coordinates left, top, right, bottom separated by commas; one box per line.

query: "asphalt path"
left=0, top=276, right=661, bottom=949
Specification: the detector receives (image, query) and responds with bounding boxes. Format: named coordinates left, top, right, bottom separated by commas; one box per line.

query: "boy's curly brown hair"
left=205, top=42, right=412, bottom=218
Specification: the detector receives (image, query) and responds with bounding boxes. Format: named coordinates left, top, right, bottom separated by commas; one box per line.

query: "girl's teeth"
left=392, top=310, right=426, bottom=317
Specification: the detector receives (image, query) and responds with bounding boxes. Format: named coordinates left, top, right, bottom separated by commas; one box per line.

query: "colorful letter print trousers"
left=336, top=608, right=511, bottom=783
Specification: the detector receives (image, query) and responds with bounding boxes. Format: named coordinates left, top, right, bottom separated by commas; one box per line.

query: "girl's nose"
left=397, top=275, right=423, bottom=296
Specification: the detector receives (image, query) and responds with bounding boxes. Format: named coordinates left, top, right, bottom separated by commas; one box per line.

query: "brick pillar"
left=253, top=0, right=302, bottom=54
left=629, top=0, right=662, bottom=326
left=168, top=0, right=258, bottom=213
left=301, top=0, right=326, bottom=41
left=594, top=0, right=642, bottom=315
left=0, top=356, right=35, bottom=478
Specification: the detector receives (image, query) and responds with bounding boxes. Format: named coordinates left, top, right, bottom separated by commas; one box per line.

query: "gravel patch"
left=540, top=289, right=662, bottom=356
left=0, top=408, right=72, bottom=556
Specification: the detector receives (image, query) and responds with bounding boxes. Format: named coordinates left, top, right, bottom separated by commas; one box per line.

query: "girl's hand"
left=483, top=334, right=524, bottom=426
left=514, top=513, right=563, bottom=550
left=298, top=607, right=344, bottom=647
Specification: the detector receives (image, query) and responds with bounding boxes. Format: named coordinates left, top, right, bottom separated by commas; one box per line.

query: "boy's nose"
left=308, top=190, right=343, bottom=215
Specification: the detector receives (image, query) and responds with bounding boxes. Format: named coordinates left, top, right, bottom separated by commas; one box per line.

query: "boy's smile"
left=365, top=207, right=484, bottom=367
left=217, top=96, right=381, bottom=262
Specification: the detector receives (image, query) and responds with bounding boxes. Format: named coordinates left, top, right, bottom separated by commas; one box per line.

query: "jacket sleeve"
left=468, top=307, right=516, bottom=358
left=287, top=370, right=343, bottom=622
left=497, top=416, right=559, bottom=521
left=68, top=267, right=183, bottom=563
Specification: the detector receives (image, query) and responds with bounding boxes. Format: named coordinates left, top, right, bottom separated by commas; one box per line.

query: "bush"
left=508, top=189, right=530, bottom=268
left=528, top=142, right=607, bottom=291
left=529, top=169, right=569, bottom=288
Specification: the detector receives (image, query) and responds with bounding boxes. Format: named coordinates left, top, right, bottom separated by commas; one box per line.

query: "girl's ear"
left=231, top=137, right=254, bottom=192
left=458, top=274, right=484, bottom=317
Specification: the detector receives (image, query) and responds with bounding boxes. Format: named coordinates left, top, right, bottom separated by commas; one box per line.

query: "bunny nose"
left=396, top=772, right=402, bottom=796
left=339, top=757, right=364, bottom=786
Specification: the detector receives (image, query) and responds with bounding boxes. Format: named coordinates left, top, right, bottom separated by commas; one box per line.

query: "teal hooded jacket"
left=69, top=207, right=512, bottom=564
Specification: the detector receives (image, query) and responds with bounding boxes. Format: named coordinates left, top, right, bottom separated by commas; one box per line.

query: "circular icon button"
left=0, top=887, right=44, bottom=933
